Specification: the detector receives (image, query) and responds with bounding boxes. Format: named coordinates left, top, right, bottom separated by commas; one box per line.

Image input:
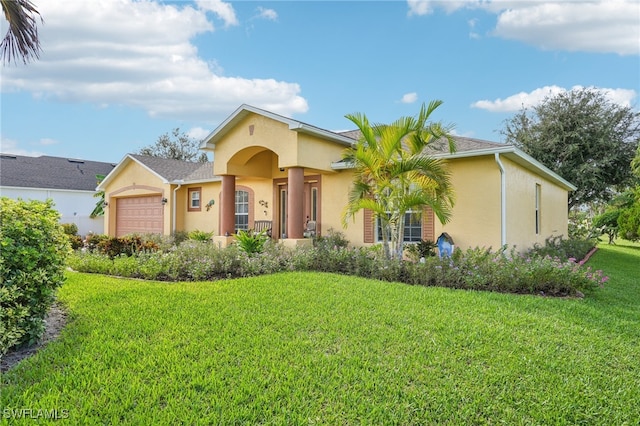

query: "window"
left=235, top=190, right=249, bottom=231
left=377, top=210, right=422, bottom=243
left=188, top=187, right=201, bottom=211
left=535, top=184, right=541, bottom=234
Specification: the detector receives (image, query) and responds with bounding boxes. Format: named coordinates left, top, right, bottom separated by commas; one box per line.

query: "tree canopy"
left=342, top=101, right=456, bottom=260
left=137, top=128, right=208, bottom=163
left=1, top=0, right=42, bottom=64
left=502, top=87, right=640, bottom=210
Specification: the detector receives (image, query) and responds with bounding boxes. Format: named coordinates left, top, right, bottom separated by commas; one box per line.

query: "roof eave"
left=97, top=154, right=169, bottom=191
left=332, top=146, right=577, bottom=191
left=200, top=104, right=355, bottom=150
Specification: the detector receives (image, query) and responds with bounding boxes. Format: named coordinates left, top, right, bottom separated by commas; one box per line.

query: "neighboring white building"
left=0, top=154, right=116, bottom=236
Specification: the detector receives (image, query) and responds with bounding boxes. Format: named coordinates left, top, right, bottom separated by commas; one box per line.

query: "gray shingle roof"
left=336, top=130, right=509, bottom=153
left=0, top=154, right=116, bottom=191
left=129, top=154, right=215, bottom=182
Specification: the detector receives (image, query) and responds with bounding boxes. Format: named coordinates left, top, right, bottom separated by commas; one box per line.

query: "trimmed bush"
left=0, top=198, right=71, bottom=355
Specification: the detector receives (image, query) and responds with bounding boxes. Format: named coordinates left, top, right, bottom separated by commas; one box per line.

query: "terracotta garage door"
left=116, top=196, right=164, bottom=237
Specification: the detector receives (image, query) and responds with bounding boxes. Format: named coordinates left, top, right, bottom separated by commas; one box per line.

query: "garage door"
left=116, top=195, right=164, bottom=237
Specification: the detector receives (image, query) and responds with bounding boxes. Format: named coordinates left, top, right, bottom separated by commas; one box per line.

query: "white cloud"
left=0, top=137, right=45, bottom=157
left=494, top=1, right=640, bottom=56
left=471, top=85, right=638, bottom=112
left=187, top=127, right=212, bottom=141
left=256, top=7, right=278, bottom=21
left=39, top=138, right=59, bottom=146
left=0, top=0, right=308, bottom=123
left=400, top=92, right=418, bottom=104
left=407, top=0, right=433, bottom=16
left=195, top=0, right=239, bottom=27
left=407, top=0, right=640, bottom=55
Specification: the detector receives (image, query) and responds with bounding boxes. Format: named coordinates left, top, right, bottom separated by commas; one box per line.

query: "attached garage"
left=115, top=195, right=164, bottom=237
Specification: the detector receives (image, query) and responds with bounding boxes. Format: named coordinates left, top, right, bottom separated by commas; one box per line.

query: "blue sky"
left=1, top=0, right=639, bottom=163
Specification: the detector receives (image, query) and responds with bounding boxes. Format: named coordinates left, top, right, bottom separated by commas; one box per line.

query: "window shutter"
left=363, top=209, right=374, bottom=243
left=422, top=206, right=435, bottom=242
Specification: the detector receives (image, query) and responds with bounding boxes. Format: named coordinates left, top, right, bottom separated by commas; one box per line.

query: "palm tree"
left=1, top=0, right=42, bottom=64
left=342, top=101, right=456, bottom=260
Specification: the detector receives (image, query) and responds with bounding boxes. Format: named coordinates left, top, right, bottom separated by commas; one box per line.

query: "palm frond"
left=1, top=0, right=42, bottom=65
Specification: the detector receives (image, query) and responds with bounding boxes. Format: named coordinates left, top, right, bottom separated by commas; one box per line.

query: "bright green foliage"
left=0, top=198, right=70, bottom=355
left=617, top=146, right=640, bottom=241
left=342, top=101, right=456, bottom=259
left=188, top=229, right=214, bottom=241
left=234, top=229, right=269, bottom=255
left=502, top=87, right=640, bottom=210
left=617, top=188, right=640, bottom=241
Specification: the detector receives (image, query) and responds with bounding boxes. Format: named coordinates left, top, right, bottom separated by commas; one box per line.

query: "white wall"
left=0, top=186, right=104, bottom=236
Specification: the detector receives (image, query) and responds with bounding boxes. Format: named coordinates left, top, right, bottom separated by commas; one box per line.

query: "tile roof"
left=0, top=154, right=116, bottom=191
left=129, top=154, right=216, bottom=182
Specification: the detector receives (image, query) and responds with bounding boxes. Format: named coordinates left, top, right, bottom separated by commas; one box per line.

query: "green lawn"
left=2, top=242, right=639, bottom=424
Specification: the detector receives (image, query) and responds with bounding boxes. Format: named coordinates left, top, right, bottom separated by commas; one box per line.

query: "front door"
left=274, top=175, right=321, bottom=239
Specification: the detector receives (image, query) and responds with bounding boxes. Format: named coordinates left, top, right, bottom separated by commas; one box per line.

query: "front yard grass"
left=2, top=242, right=639, bottom=424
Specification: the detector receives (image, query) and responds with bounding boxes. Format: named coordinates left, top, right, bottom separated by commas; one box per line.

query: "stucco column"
left=220, top=174, right=236, bottom=236
left=287, top=167, right=304, bottom=239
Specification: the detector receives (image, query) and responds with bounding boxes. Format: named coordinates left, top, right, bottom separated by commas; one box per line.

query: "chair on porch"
left=303, top=220, right=316, bottom=238
left=253, top=220, right=272, bottom=237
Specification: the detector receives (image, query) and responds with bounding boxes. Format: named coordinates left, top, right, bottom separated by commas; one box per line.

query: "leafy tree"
left=592, top=210, right=620, bottom=244
left=342, top=101, right=456, bottom=260
left=502, top=87, right=640, bottom=210
left=617, top=146, right=640, bottom=241
left=137, top=128, right=208, bottom=163
left=1, top=0, right=42, bottom=64
left=617, top=188, right=640, bottom=241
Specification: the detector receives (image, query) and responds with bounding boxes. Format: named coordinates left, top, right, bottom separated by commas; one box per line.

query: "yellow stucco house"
left=98, top=104, right=576, bottom=251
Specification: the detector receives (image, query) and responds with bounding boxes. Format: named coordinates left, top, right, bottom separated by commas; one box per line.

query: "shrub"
left=313, top=228, right=349, bottom=251
left=405, top=239, right=437, bottom=261
left=188, top=229, right=214, bottom=242
left=67, top=233, right=606, bottom=297
left=0, top=198, right=71, bottom=355
left=234, top=230, right=268, bottom=255
left=85, top=233, right=109, bottom=252
left=172, top=230, right=189, bottom=245
left=61, top=223, right=84, bottom=250
left=61, top=223, right=78, bottom=236
left=97, top=235, right=159, bottom=258
left=526, top=235, right=596, bottom=262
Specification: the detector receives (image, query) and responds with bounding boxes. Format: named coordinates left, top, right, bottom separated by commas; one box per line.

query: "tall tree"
left=1, top=0, right=42, bottom=64
left=137, top=128, right=208, bottom=163
left=502, top=87, right=640, bottom=210
left=342, top=101, right=456, bottom=260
